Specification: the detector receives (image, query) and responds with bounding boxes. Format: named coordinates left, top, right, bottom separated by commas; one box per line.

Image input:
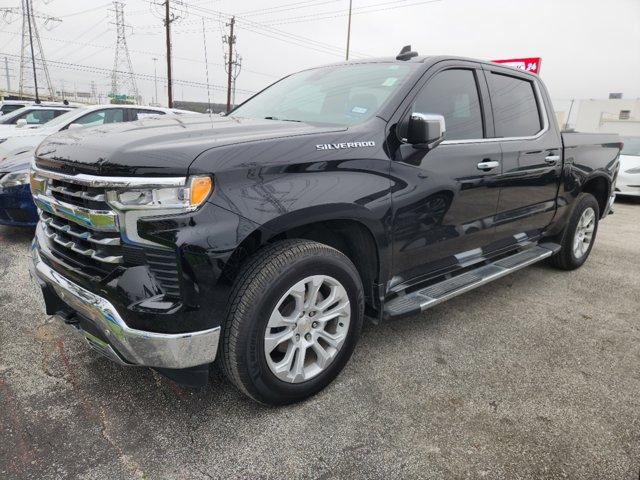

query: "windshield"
left=39, top=107, right=89, bottom=130
left=231, top=63, right=416, bottom=126
left=621, top=137, right=640, bottom=156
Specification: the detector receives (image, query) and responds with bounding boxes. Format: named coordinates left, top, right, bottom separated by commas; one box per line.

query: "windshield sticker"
left=316, top=141, right=375, bottom=151
left=382, top=77, right=398, bottom=87
left=351, top=106, right=368, bottom=114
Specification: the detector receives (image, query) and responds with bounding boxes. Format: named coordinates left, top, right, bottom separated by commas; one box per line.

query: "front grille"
left=34, top=169, right=182, bottom=298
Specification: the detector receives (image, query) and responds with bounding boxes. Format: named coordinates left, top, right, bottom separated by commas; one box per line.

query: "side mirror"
left=16, top=118, right=27, bottom=128
left=406, top=113, right=446, bottom=149
left=67, top=123, right=82, bottom=130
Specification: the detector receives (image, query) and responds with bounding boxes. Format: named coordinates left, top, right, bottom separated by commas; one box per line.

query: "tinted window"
left=488, top=73, right=542, bottom=137
left=73, top=109, right=124, bottom=127
left=18, top=109, right=57, bottom=125
left=1, top=104, right=26, bottom=115
left=135, top=109, right=165, bottom=120
left=411, top=69, right=484, bottom=140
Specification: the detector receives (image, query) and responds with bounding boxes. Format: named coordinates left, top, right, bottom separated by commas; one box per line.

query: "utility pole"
left=164, top=0, right=173, bottom=107
left=345, top=0, right=353, bottom=61
left=225, top=16, right=235, bottom=112
left=152, top=57, right=158, bottom=105
left=4, top=57, right=10, bottom=92
left=24, top=0, right=39, bottom=102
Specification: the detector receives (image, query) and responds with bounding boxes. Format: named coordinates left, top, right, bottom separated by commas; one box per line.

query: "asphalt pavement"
left=1, top=200, right=639, bottom=480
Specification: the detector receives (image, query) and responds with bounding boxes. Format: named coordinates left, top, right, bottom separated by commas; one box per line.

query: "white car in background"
left=0, top=100, right=34, bottom=116
left=616, top=136, right=640, bottom=198
left=0, top=104, right=77, bottom=135
left=0, top=104, right=195, bottom=161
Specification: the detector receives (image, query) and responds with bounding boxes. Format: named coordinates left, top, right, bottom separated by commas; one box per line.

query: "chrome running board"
left=383, top=242, right=561, bottom=320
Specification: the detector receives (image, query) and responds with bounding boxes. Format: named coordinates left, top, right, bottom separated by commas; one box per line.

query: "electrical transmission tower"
left=110, top=1, right=139, bottom=103
left=1, top=0, right=59, bottom=100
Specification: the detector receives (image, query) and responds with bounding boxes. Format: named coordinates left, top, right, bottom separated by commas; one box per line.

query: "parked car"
left=0, top=150, right=37, bottom=226
left=0, top=104, right=77, bottom=135
left=0, top=106, right=197, bottom=226
left=29, top=51, right=621, bottom=405
left=615, top=136, right=640, bottom=197
left=0, top=99, right=33, bottom=116
left=0, top=104, right=191, bottom=161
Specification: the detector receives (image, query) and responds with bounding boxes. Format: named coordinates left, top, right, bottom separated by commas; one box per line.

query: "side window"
left=73, top=109, right=124, bottom=127
left=410, top=69, right=484, bottom=141
left=134, top=109, right=166, bottom=120
left=23, top=110, right=56, bottom=124
left=487, top=73, right=542, bottom=137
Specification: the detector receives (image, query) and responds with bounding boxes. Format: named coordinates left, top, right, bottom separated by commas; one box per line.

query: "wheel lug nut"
left=305, top=333, right=311, bottom=341
left=312, top=321, right=318, bottom=328
left=309, top=311, right=315, bottom=317
left=295, top=334, right=300, bottom=341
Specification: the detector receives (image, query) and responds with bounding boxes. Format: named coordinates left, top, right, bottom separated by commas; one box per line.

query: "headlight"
left=0, top=170, right=30, bottom=187
left=106, top=175, right=213, bottom=212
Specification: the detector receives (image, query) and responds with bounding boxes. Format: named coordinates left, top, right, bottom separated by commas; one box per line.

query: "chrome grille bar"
left=49, top=185, right=106, bottom=202
left=33, top=194, right=119, bottom=232
left=40, top=213, right=120, bottom=246
left=42, top=225, right=123, bottom=264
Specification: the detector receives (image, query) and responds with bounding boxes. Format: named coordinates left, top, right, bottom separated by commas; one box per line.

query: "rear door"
left=390, top=61, right=502, bottom=283
left=483, top=66, right=563, bottom=242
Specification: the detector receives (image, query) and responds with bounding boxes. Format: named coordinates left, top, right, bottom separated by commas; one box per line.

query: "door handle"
left=477, top=160, right=500, bottom=171
left=545, top=155, right=560, bottom=164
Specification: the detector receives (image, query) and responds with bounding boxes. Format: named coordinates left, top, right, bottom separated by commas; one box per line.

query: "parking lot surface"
left=0, top=200, right=639, bottom=480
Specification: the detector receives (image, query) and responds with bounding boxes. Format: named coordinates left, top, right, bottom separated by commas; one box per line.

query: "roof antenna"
left=396, top=45, right=418, bottom=61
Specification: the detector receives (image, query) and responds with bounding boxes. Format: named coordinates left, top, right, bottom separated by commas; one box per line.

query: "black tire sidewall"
left=563, top=193, right=600, bottom=268
left=237, top=249, right=363, bottom=405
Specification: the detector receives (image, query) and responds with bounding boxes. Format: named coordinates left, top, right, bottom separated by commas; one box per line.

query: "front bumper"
left=31, top=247, right=221, bottom=369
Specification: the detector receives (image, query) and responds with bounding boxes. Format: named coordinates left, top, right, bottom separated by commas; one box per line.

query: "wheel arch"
left=221, top=205, right=387, bottom=315
left=581, top=174, right=610, bottom=218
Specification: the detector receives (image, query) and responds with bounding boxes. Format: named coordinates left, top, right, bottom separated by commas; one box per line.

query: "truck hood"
left=35, top=115, right=345, bottom=176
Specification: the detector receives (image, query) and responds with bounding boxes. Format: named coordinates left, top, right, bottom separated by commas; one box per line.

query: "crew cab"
left=29, top=50, right=621, bottom=405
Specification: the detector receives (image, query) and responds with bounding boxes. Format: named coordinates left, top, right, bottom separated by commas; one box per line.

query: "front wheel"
left=220, top=239, right=364, bottom=405
left=549, top=192, right=600, bottom=270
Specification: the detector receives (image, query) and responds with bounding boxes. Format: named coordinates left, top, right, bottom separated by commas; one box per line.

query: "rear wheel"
left=220, top=239, right=364, bottom=405
left=549, top=192, right=600, bottom=270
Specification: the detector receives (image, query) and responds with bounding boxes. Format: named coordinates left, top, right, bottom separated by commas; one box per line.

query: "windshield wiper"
left=263, top=116, right=302, bottom=123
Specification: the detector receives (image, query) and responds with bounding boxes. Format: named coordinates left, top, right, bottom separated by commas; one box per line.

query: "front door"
left=389, top=65, right=502, bottom=287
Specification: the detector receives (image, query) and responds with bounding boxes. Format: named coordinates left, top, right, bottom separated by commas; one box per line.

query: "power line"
left=262, top=0, right=445, bottom=26
left=1, top=52, right=256, bottom=94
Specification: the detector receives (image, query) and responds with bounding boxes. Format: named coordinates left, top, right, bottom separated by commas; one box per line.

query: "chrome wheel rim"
left=264, top=275, right=351, bottom=383
left=573, top=207, right=596, bottom=259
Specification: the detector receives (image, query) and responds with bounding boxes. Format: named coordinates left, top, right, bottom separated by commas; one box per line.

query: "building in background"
left=554, top=98, right=640, bottom=135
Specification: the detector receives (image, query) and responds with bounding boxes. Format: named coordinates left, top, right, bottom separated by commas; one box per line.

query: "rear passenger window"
left=135, top=109, right=165, bottom=120
left=411, top=69, right=484, bottom=141
left=488, top=73, right=542, bottom=137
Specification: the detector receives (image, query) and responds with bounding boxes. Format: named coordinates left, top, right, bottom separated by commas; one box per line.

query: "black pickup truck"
left=29, top=50, right=621, bottom=405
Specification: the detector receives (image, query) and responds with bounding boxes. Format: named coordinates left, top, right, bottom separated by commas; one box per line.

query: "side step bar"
left=383, top=242, right=561, bottom=320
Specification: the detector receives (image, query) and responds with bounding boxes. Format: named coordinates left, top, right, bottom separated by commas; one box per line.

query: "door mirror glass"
left=16, top=118, right=27, bottom=128
left=406, top=113, right=446, bottom=149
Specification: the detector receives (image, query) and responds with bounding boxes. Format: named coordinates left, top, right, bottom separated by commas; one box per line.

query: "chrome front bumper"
left=31, top=248, right=220, bottom=369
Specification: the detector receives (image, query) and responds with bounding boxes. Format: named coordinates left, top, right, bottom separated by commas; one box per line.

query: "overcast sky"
left=0, top=0, right=638, bottom=107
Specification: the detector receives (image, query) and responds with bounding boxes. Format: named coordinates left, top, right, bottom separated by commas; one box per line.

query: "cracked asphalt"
left=1, top=200, right=639, bottom=480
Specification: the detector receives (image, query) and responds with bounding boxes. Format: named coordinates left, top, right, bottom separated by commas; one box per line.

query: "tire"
left=549, top=192, right=600, bottom=270
left=220, top=239, right=364, bottom=405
